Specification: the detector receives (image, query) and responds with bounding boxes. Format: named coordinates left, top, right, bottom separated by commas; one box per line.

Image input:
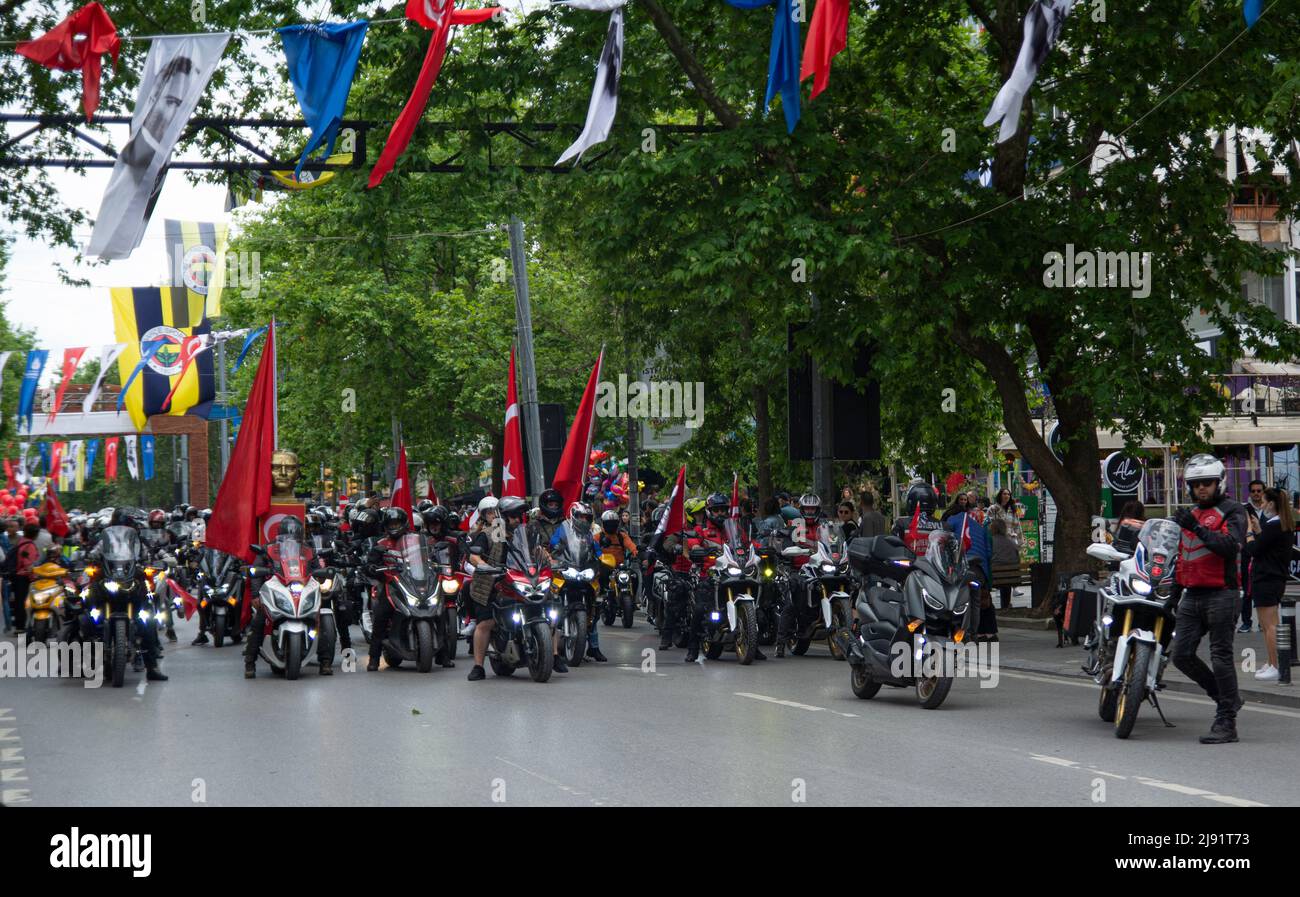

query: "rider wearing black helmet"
left=529, top=488, right=565, bottom=552
left=891, top=480, right=942, bottom=556
left=88, top=509, right=168, bottom=680
left=364, top=508, right=412, bottom=672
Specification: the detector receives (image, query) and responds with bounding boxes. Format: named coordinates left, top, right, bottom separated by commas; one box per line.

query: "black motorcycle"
left=787, top=521, right=855, bottom=659
left=692, top=520, right=763, bottom=664
left=553, top=527, right=600, bottom=668
left=195, top=547, right=244, bottom=647
left=86, top=525, right=161, bottom=688
left=599, top=554, right=637, bottom=629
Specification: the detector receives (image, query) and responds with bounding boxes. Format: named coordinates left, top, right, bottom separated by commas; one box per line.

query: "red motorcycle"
left=248, top=531, right=337, bottom=680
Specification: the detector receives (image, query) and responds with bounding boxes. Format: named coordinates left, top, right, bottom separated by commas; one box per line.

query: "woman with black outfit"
left=1243, top=486, right=1292, bottom=682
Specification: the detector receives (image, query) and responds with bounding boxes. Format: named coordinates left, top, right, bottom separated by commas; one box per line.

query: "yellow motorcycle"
left=27, top=556, right=72, bottom=646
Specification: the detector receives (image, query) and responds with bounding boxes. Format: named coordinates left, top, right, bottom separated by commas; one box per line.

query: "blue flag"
left=233, top=325, right=268, bottom=372
left=141, top=435, right=156, bottom=481
left=117, top=339, right=167, bottom=414
left=36, top=441, right=51, bottom=476
left=85, top=439, right=99, bottom=482
left=725, top=0, right=801, bottom=133
left=1244, top=0, right=1262, bottom=27
left=279, top=21, right=370, bottom=179
left=18, top=349, right=48, bottom=432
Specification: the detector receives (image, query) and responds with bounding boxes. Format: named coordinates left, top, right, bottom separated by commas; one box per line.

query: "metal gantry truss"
left=0, top=114, right=722, bottom=175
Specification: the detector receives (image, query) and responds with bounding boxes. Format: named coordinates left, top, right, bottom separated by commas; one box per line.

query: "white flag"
left=83, top=343, right=128, bottom=413
left=983, top=0, right=1075, bottom=144
left=124, top=434, right=140, bottom=480
left=556, top=5, right=626, bottom=165
left=16, top=442, right=29, bottom=484
left=87, top=33, right=231, bottom=259
left=0, top=351, right=12, bottom=401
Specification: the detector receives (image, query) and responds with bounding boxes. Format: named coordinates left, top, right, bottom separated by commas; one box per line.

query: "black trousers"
left=1239, top=556, right=1252, bottom=627
left=1171, top=588, right=1240, bottom=721
left=244, top=607, right=267, bottom=665
left=9, top=578, right=29, bottom=630
left=368, top=589, right=396, bottom=662
left=658, top=575, right=692, bottom=647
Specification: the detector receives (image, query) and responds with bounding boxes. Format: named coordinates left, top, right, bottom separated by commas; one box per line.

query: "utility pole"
left=509, top=215, right=546, bottom=497
left=810, top=291, right=833, bottom=500
left=217, top=337, right=230, bottom=477
left=624, top=302, right=640, bottom=540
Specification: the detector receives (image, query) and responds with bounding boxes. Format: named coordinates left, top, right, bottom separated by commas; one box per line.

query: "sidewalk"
left=989, top=588, right=1299, bottom=709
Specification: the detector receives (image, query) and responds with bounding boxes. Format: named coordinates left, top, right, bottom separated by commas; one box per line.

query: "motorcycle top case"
left=848, top=535, right=915, bottom=579
left=1062, top=573, right=1099, bottom=640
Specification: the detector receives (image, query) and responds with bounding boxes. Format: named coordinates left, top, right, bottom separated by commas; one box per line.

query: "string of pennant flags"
left=2, top=433, right=157, bottom=495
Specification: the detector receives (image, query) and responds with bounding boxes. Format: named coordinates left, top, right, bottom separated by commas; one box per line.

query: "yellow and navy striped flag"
left=112, top=286, right=216, bottom=432
left=164, top=220, right=228, bottom=318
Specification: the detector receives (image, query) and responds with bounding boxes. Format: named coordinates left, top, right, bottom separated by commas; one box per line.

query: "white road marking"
left=1, top=788, right=31, bottom=803
left=734, top=692, right=825, bottom=712
left=0, top=728, right=16, bottom=742
left=1029, top=752, right=1267, bottom=807
left=1029, top=754, right=1079, bottom=769
left=0, top=768, right=27, bottom=783
left=0, top=709, right=14, bottom=722
left=494, top=755, right=616, bottom=807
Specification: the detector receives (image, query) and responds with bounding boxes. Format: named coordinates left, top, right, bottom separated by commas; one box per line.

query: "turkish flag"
left=207, top=321, right=277, bottom=567
left=799, top=0, right=848, bottom=101
left=368, top=1, right=500, bottom=188
left=49, top=442, right=65, bottom=486
left=392, top=440, right=414, bottom=524
left=16, top=2, right=120, bottom=120
left=654, top=465, right=687, bottom=539
left=426, top=480, right=439, bottom=505
left=550, top=349, right=604, bottom=510
left=160, top=335, right=208, bottom=411
left=502, top=347, right=525, bottom=498
left=3, top=458, right=15, bottom=491
left=730, top=471, right=740, bottom=519
left=43, top=485, right=70, bottom=537
left=47, top=347, right=87, bottom=423
left=170, top=577, right=199, bottom=621
left=104, top=437, right=119, bottom=481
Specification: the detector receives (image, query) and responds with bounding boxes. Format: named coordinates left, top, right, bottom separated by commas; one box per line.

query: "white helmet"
left=477, top=495, right=499, bottom=515
left=1183, top=453, right=1224, bottom=499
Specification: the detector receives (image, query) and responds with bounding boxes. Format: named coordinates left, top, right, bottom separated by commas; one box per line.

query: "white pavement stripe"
left=0, top=729, right=16, bottom=742
left=0, top=748, right=23, bottom=763
left=734, top=692, right=825, bottom=712
left=494, top=755, right=616, bottom=807
left=1029, top=753, right=1267, bottom=807
left=0, top=768, right=27, bottom=783
left=1, top=788, right=31, bottom=803
left=1030, top=754, right=1079, bottom=768
left=1202, top=794, right=1269, bottom=808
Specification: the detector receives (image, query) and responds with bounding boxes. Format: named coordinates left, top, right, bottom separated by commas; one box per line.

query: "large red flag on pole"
left=206, top=321, right=277, bottom=565
left=392, top=440, right=414, bottom=523
left=654, top=465, right=687, bottom=539
left=550, top=348, right=604, bottom=510
left=502, top=347, right=525, bottom=499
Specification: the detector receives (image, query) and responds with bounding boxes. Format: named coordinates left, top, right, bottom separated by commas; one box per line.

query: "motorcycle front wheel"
left=621, top=594, right=635, bottom=628
left=916, top=674, right=954, bottom=709
left=444, top=608, right=459, bottom=660
left=851, top=664, right=881, bottom=699
left=212, top=612, right=227, bottom=648
left=285, top=631, right=304, bottom=680
left=415, top=619, right=435, bottom=673
left=1115, top=643, right=1151, bottom=739
left=527, top=622, right=553, bottom=683
left=566, top=610, right=588, bottom=668
left=111, top=618, right=128, bottom=688
left=735, top=602, right=759, bottom=666
left=1098, top=682, right=1120, bottom=722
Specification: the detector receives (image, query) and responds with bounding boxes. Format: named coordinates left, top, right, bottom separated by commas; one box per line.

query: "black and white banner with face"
left=555, top=0, right=627, bottom=165
left=87, top=34, right=230, bottom=260
left=982, top=0, right=1075, bottom=145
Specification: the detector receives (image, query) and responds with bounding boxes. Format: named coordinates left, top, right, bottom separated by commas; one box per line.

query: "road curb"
left=996, top=615, right=1055, bottom=631
left=999, top=661, right=1300, bottom=710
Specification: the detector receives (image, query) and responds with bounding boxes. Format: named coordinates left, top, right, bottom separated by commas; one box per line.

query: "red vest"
left=1176, top=505, right=1236, bottom=590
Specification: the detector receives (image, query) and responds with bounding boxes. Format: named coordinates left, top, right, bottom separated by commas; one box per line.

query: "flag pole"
left=509, top=216, right=546, bottom=498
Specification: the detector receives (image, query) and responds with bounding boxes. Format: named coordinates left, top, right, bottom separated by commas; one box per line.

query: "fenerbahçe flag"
left=165, top=219, right=228, bottom=318
left=112, top=286, right=215, bottom=431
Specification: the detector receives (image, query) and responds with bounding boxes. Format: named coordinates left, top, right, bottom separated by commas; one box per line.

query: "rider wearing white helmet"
left=1171, top=453, right=1247, bottom=744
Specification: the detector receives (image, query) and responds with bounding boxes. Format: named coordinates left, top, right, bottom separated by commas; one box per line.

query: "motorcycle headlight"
left=79, top=587, right=90, bottom=599
left=319, top=578, right=334, bottom=593
left=1102, top=613, right=1114, bottom=627
left=922, top=588, right=943, bottom=610
left=538, top=580, right=551, bottom=592
left=290, top=582, right=304, bottom=597
left=104, top=581, right=121, bottom=594
left=89, top=608, right=101, bottom=622
left=617, top=573, right=630, bottom=583
left=763, top=567, right=774, bottom=578
left=710, top=611, right=721, bottom=621
left=822, top=563, right=836, bottom=573
left=137, top=609, right=151, bottom=622
left=728, top=567, right=742, bottom=576
left=299, top=583, right=319, bottom=614
left=514, top=581, right=529, bottom=595
left=1130, top=577, right=1152, bottom=596
left=583, top=570, right=595, bottom=582
left=442, top=578, right=459, bottom=594
left=953, top=601, right=968, bottom=615
left=548, top=608, right=558, bottom=621
left=512, top=611, right=523, bottom=623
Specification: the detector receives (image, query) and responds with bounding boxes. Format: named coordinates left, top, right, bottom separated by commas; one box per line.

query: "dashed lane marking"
left=493, top=756, right=619, bottom=807
left=998, top=670, right=1300, bottom=718
left=733, top=692, right=859, bottom=717
left=1027, top=753, right=1268, bottom=807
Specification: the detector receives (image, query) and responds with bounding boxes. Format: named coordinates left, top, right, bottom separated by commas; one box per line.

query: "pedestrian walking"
left=1243, top=486, right=1291, bottom=682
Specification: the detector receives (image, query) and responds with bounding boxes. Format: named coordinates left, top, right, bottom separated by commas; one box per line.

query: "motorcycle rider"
left=551, top=502, right=608, bottom=662
left=682, top=492, right=766, bottom=662
left=892, top=480, right=943, bottom=555
left=597, top=509, right=637, bottom=596
left=422, top=505, right=461, bottom=568
left=529, top=488, right=566, bottom=550
left=1170, top=454, right=1247, bottom=745
left=86, top=507, right=168, bottom=681
left=244, top=515, right=327, bottom=678
left=365, top=507, right=444, bottom=671
left=465, top=495, right=558, bottom=679
left=774, top=493, right=822, bottom=658
left=140, top=509, right=180, bottom=643
left=306, top=511, right=352, bottom=669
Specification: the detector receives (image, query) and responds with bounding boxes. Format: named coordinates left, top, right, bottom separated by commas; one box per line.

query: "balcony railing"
left=1208, top=374, right=1300, bottom=417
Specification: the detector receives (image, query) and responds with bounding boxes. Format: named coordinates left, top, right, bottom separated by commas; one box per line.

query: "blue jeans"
left=1, top=580, right=12, bottom=629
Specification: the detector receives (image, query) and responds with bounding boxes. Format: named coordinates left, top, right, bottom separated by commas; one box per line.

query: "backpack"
left=0, top=541, right=20, bottom=580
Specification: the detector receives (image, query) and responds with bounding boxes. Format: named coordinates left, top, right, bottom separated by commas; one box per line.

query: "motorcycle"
left=194, top=548, right=243, bottom=647
left=369, top=533, right=452, bottom=673
left=846, top=531, right=973, bottom=709
left=85, top=525, right=165, bottom=688
left=755, top=540, right=789, bottom=646
left=786, top=521, right=855, bottom=659
left=599, top=553, right=637, bottom=629
left=481, top=526, right=556, bottom=682
left=27, top=554, right=73, bottom=645
left=553, top=527, right=600, bottom=668
left=1083, top=519, right=1180, bottom=739
left=691, top=519, right=763, bottom=664
left=247, top=530, right=336, bottom=680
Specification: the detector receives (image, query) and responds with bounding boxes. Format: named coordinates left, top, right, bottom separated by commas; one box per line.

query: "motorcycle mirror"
left=781, top=546, right=810, bottom=557
left=1085, top=542, right=1126, bottom=563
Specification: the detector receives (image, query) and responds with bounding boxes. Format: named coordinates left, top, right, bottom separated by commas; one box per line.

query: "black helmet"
left=600, top=509, right=620, bottom=534
left=110, top=506, right=141, bottom=528
left=499, top=496, right=528, bottom=525
left=422, top=505, right=448, bottom=531
left=382, top=507, right=410, bottom=539
left=416, top=499, right=435, bottom=515
left=705, top=492, right=729, bottom=526
left=538, top=488, right=563, bottom=521
left=352, top=507, right=381, bottom=539
left=201, top=508, right=212, bottom=522
left=278, top=516, right=305, bottom=542
left=798, top=493, right=821, bottom=522
left=905, top=482, right=938, bottom=515
left=305, top=512, right=323, bottom=534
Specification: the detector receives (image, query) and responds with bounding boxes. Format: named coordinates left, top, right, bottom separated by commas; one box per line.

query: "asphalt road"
left=2, top=614, right=1297, bottom=807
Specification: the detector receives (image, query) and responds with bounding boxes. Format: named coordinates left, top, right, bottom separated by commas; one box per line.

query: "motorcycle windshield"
left=559, top=525, right=596, bottom=570
left=505, top=525, right=539, bottom=573
left=724, top=518, right=752, bottom=563
left=430, top=541, right=452, bottom=570
left=392, top=533, right=433, bottom=589
left=140, top=529, right=168, bottom=551
left=924, top=530, right=968, bottom=584
left=1138, top=519, right=1180, bottom=577
left=273, top=538, right=308, bottom=582
left=817, top=521, right=847, bottom=561
left=100, top=526, right=140, bottom=563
